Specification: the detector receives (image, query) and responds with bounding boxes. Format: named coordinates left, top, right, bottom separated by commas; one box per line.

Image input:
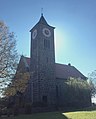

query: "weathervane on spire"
left=41, top=8, right=43, bottom=16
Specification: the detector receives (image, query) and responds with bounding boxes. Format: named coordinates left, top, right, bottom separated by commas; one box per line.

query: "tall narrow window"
left=44, top=39, right=50, bottom=49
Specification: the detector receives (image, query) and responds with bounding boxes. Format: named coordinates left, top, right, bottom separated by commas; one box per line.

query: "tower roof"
left=38, top=14, right=48, bottom=25
left=30, top=15, right=55, bottom=32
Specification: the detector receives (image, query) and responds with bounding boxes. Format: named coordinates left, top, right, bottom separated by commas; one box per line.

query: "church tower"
left=30, top=14, right=56, bottom=106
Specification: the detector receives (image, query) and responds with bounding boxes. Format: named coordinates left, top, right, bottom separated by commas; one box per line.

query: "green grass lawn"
left=64, top=111, right=96, bottom=119
left=1, top=112, right=67, bottom=119
left=2, top=110, right=96, bottom=119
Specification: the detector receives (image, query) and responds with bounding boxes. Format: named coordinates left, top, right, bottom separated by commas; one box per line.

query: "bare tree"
left=88, top=70, right=96, bottom=97
left=0, top=21, right=18, bottom=95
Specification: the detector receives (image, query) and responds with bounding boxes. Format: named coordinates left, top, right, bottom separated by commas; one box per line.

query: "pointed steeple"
left=30, top=14, right=55, bottom=32
left=38, top=14, right=48, bottom=25
left=41, top=8, right=43, bottom=17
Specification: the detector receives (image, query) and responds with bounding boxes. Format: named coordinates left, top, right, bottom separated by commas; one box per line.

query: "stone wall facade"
left=30, top=15, right=56, bottom=106
left=24, top=15, right=91, bottom=108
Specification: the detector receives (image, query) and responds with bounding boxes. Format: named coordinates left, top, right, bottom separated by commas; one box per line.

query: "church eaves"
left=22, top=57, right=87, bottom=80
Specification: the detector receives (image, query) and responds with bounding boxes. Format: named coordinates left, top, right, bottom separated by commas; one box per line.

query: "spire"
left=30, top=11, right=55, bottom=32
left=38, top=10, right=48, bottom=25
left=38, top=15, right=48, bottom=25
left=37, top=15, right=55, bottom=29
left=41, top=8, right=43, bottom=16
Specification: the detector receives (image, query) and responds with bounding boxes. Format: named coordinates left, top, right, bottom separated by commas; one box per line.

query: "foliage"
left=0, top=72, right=30, bottom=117
left=62, top=78, right=91, bottom=108
left=0, top=21, right=18, bottom=95
left=4, top=72, right=30, bottom=97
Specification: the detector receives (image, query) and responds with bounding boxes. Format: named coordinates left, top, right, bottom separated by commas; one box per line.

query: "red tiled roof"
left=24, top=57, right=86, bottom=80
left=26, top=57, right=30, bottom=66
left=55, top=63, right=86, bottom=79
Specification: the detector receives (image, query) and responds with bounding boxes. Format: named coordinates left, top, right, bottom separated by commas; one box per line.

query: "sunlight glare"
left=55, top=28, right=67, bottom=53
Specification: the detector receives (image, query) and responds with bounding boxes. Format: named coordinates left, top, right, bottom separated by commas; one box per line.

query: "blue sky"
left=0, top=0, right=96, bottom=77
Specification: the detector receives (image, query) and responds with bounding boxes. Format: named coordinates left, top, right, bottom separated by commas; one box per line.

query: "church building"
left=16, top=14, right=91, bottom=108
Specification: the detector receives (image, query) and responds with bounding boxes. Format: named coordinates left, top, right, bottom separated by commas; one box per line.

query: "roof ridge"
left=56, top=63, right=73, bottom=67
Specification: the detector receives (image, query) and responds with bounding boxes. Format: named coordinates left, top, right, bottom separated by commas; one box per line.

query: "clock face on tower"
left=32, top=29, right=37, bottom=39
left=42, top=28, right=51, bottom=37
